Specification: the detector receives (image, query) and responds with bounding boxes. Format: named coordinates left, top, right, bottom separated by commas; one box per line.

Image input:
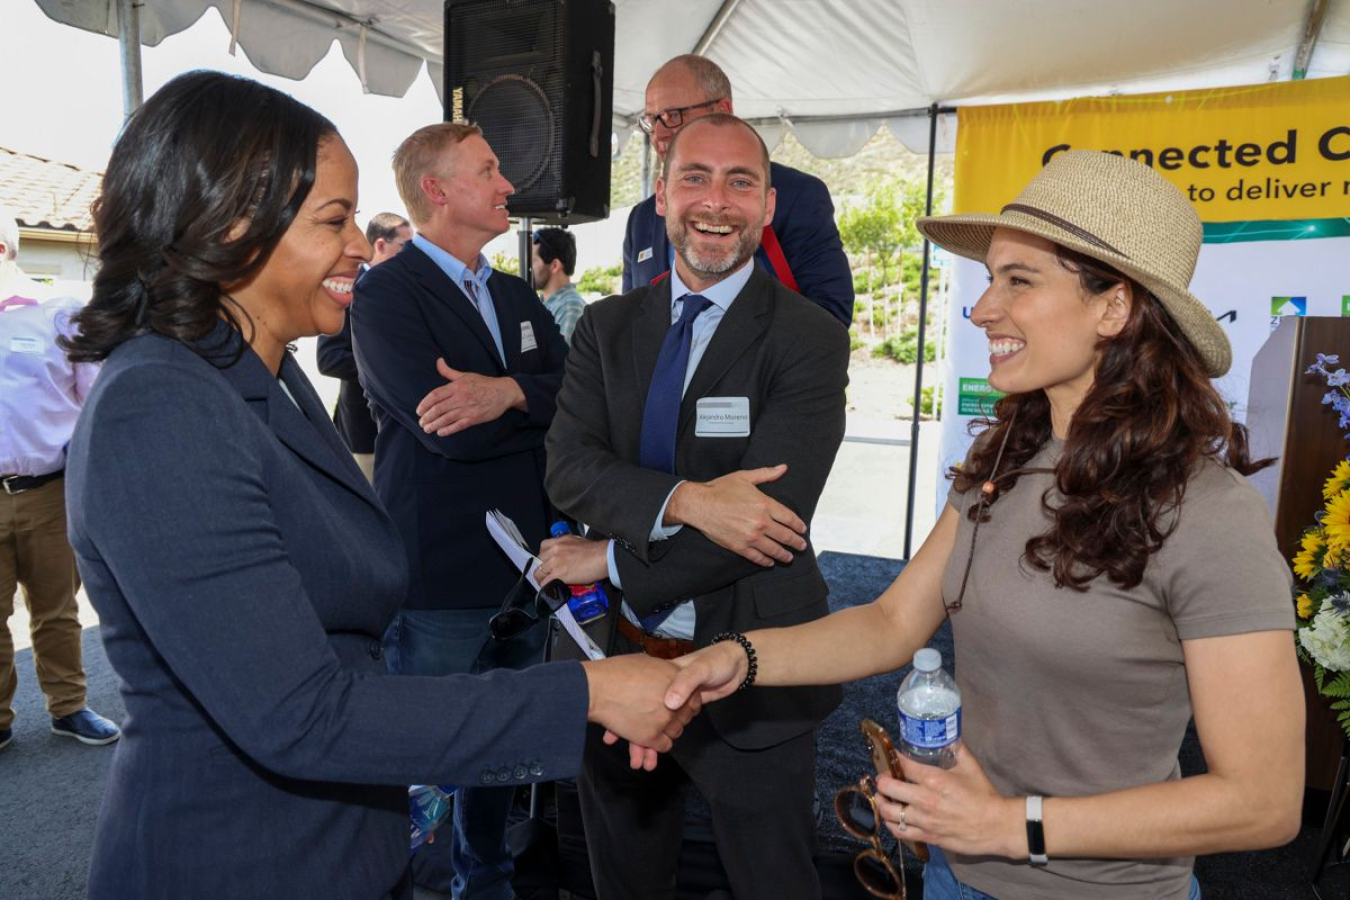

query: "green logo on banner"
left=958, top=377, right=1004, bottom=416
left=1342, top=296, right=1350, bottom=317
left=1270, top=296, right=1307, bottom=317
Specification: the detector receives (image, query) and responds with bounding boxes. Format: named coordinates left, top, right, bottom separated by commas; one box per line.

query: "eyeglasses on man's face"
left=637, top=98, right=723, bottom=134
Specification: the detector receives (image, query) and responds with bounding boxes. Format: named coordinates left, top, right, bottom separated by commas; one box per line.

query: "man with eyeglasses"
left=624, top=55, right=854, bottom=327
left=317, top=211, right=411, bottom=481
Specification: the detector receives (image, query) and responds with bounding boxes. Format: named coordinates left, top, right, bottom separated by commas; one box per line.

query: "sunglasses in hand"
left=488, top=570, right=570, bottom=642
left=833, top=719, right=926, bottom=898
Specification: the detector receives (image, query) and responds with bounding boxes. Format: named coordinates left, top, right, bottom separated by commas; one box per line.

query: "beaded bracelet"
left=710, top=631, right=757, bottom=692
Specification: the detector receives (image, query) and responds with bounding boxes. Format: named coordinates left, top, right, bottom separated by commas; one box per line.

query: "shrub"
left=871, top=328, right=936, bottom=364
left=577, top=264, right=623, bottom=296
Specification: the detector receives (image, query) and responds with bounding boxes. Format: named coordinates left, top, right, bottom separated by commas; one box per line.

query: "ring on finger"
left=896, top=804, right=908, bottom=831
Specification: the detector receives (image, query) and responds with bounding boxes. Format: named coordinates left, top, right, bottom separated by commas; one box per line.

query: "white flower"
left=1300, top=607, right=1350, bottom=672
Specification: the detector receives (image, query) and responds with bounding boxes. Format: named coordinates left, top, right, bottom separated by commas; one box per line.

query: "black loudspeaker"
left=444, top=0, right=615, bottom=225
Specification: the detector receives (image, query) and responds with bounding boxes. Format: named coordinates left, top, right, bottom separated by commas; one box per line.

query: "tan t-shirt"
left=941, top=437, right=1294, bottom=899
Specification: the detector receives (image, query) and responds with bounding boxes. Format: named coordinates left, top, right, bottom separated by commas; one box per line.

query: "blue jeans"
left=394, top=607, right=548, bottom=900
left=922, top=847, right=1202, bottom=900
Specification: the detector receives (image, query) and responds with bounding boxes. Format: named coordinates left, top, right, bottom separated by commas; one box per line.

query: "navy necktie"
left=638, top=294, right=712, bottom=473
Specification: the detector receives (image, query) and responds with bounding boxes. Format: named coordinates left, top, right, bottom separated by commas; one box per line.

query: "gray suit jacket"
left=546, top=265, right=848, bottom=751
left=65, top=324, right=588, bottom=900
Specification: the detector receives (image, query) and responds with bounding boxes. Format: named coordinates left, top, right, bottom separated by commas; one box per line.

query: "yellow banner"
left=954, top=76, right=1350, bottom=223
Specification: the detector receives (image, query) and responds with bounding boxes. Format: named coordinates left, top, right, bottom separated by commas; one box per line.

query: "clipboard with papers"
left=485, top=510, right=606, bottom=660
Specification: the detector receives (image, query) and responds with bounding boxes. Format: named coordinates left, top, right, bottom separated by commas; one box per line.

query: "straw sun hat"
left=916, top=149, right=1230, bottom=377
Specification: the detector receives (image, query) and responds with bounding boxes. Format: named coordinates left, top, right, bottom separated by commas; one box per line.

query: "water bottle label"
left=899, top=709, right=961, bottom=749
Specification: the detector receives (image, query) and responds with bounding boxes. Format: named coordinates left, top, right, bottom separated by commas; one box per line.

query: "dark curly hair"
left=951, top=244, right=1270, bottom=592
left=62, top=70, right=336, bottom=363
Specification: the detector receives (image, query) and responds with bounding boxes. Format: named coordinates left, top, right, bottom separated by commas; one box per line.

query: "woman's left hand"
left=873, top=743, right=1025, bottom=859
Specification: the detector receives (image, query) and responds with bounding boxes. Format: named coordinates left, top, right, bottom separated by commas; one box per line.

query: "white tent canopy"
left=33, top=0, right=1350, bottom=157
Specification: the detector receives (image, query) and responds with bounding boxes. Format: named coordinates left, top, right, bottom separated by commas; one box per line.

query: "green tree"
left=838, top=178, right=932, bottom=339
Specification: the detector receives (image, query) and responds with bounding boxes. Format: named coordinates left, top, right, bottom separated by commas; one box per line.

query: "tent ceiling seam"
left=250, top=0, right=443, bottom=66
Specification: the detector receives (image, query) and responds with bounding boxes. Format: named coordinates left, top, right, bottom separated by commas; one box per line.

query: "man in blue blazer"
left=351, top=123, right=568, bottom=900
left=316, top=212, right=410, bottom=481
left=623, top=55, right=855, bottom=327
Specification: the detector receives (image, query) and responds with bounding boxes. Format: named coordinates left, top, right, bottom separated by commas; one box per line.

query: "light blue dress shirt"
left=411, top=234, right=506, bottom=364
left=606, top=258, right=755, bottom=639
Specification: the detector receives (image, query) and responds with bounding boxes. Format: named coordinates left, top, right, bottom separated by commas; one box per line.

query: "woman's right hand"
left=665, top=641, right=749, bottom=708
left=581, top=655, right=702, bottom=769
left=601, top=641, right=750, bottom=770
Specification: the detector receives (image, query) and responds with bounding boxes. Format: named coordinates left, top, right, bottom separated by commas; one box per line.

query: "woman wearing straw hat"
left=663, top=150, right=1302, bottom=898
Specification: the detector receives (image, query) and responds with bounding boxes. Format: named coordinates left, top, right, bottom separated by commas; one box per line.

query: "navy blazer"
left=317, top=306, right=378, bottom=454
left=621, top=161, right=855, bottom=327
left=65, top=325, right=587, bottom=900
left=351, top=243, right=569, bottom=610
left=546, top=265, right=848, bottom=750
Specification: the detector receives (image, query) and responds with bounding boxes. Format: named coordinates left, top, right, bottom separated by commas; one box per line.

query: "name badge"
left=637, top=247, right=653, bottom=264
left=9, top=335, right=42, bottom=354
left=520, top=321, right=538, bottom=353
left=695, top=397, right=751, bottom=437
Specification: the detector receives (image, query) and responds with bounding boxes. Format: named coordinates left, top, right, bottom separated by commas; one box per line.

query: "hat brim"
left=916, top=212, right=1231, bottom=378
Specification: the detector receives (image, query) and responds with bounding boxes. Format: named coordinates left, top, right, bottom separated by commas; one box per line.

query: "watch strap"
left=1026, top=795, right=1049, bottom=866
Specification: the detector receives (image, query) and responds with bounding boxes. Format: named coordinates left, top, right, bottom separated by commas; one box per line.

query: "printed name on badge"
left=637, top=247, right=654, bottom=264
left=520, top=321, right=538, bottom=353
left=10, top=335, right=43, bottom=354
left=695, top=397, right=751, bottom=437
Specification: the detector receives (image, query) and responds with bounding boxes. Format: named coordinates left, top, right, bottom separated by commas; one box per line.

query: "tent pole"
left=1294, top=0, right=1328, bottom=79
left=641, top=134, right=653, bottom=200
left=117, top=0, right=144, bottom=117
left=902, top=103, right=940, bottom=561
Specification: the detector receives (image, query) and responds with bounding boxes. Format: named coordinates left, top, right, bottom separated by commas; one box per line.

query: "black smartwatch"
left=1026, top=795, right=1048, bottom=866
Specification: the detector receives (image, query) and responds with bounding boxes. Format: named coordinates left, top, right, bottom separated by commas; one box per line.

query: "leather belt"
left=616, top=616, right=695, bottom=660
left=2, top=469, right=64, bottom=495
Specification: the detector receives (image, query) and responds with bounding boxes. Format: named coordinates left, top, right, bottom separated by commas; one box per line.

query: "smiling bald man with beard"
left=539, top=114, right=850, bottom=900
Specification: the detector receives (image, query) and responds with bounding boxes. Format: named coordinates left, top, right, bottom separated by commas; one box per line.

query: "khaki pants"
left=352, top=452, right=375, bottom=484
left=0, top=477, right=86, bottom=728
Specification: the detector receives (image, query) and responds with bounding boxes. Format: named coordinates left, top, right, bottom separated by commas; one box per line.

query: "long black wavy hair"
left=62, top=70, right=336, bottom=363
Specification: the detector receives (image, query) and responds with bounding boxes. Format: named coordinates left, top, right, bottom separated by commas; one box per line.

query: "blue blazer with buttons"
left=65, top=324, right=588, bottom=900
left=621, top=161, right=855, bottom=327
left=351, top=243, right=569, bottom=610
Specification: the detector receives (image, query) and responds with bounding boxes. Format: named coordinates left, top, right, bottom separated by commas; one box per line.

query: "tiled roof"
left=0, top=147, right=102, bottom=233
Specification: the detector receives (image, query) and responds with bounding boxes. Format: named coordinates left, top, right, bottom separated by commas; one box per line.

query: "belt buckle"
left=2, top=475, right=22, bottom=495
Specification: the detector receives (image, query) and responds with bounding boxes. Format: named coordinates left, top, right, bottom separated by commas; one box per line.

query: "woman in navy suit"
left=61, top=71, right=693, bottom=900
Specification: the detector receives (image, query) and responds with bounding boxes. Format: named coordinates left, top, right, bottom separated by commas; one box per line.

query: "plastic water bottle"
left=896, top=648, right=961, bottom=769
left=548, top=521, right=609, bottom=625
left=408, top=784, right=455, bottom=851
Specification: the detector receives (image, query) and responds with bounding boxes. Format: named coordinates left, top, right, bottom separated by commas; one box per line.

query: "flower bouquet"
left=1294, top=353, right=1350, bottom=739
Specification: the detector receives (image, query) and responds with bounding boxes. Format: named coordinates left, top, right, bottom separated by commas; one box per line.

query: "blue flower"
left=1331, top=369, right=1350, bottom=388
left=1311, top=354, right=1345, bottom=375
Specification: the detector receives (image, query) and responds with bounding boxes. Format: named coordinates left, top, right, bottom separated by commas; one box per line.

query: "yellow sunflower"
left=1295, top=529, right=1327, bottom=581
left=1298, top=593, right=1315, bottom=619
left=1326, top=460, right=1350, bottom=500
left=1326, top=491, right=1350, bottom=556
